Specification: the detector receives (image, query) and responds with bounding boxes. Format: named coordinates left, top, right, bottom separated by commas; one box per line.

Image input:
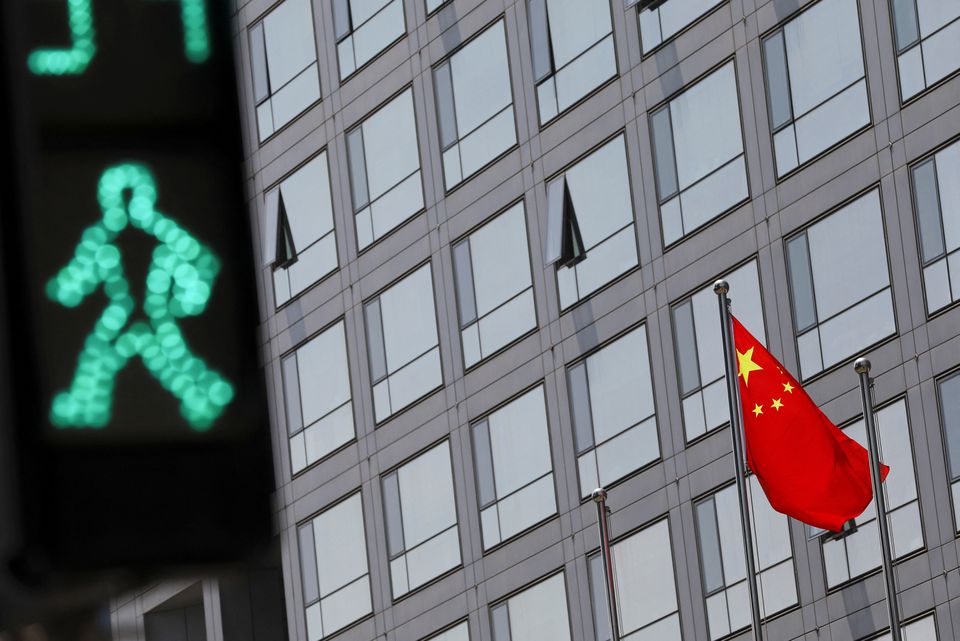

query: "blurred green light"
left=48, top=163, right=234, bottom=431
left=28, top=0, right=96, bottom=75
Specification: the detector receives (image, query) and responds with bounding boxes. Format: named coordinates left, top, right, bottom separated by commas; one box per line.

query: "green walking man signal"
left=47, top=163, right=234, bottom=430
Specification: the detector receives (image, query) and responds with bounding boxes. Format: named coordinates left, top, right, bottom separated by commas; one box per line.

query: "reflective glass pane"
left=361, top=89, right=420, bottom=202
left=564, top=136, right=633, bottom=249
left=435, top=63, right=458, bottom=148
left=650, top=107, right=678, bottom=200
left=892, top=0, right=920, bottom=51
left=453, top=240, right=477, bottom=325
left=488, top=387, right=552, bottom=496
left=347, top=128, right=370, bottom=210
left=807, top=190, right=888, bottom=320
left=450, top=22, right=512, bottom=136
left=378, top=265, right=438, bottom=373
left=491, top=604, right=511, bottom=641
left=313, top=494, right=369, bottom=595
left=297, top=321, right=351, bottom=426
left=941, top=374, right=960, bottom=480
left=397, top=442, right=457, bottom=548
left=916, top=0, right=960, bottom=36
left=913, top=159, right=945, bottom=262
left=762, top=32, right=792, bottom=130
left=674, top=301, right=700, bottom=395
left=545, top=0, right=611, bottom=69
left=382, top=471, right=404, bottom=556
left=472, top=420, right=496, bottom=506
left=506, top=574, right=571, bottom=641
left=588, top=555, right=611, bottom=641
left=282, top=354, right=303, bottom=434
left=613, top=520, right=678, bottom=633
left=670, top=63, right=743, bottom=189
left=783, top=0, right=864, bottom=117
left=696, top=498, right=724, bottom=593
left=786, top=234, right=817, bottom=331
left=364, top=299, right=387, bottom=382
left=280, top=153, right=333, bottom=249
left=715, top=486, right=746, bottom=584
left=938, top=143, right=960, bottom=252
left=298, top=522, right=319, bottom=604
left=528, top=0, right=552, bottom=82
left=469, top=204, right=531, bottom=317
left=586, top=327, right=655, bottom=443
left=250, top=23, right=270, bottom=103
left=263, top=0, right=317, bottom=89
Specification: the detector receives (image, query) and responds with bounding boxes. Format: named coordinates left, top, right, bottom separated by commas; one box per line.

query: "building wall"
left=231, top=0, right=960, bottom=640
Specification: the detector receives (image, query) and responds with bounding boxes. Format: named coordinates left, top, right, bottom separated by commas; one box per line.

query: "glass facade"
left=249, top=0, right=321, bottom=141
left=230, top=0, right=960, bottom=640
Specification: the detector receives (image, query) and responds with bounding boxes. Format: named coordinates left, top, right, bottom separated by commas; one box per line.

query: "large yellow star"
left=752, top=403, right=763, bottom=417
left=737, top=347, right=763, bottom=387
left=771, top=398, right=784, bottom=411
left=782, top=381, right=794, bottom=394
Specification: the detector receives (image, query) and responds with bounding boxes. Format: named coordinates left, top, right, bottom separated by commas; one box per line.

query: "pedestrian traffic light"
left=0, top=0, right=272, bottom=588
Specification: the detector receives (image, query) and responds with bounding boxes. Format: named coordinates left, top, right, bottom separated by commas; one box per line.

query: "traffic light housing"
left=0, top=0, right=272, bottom=591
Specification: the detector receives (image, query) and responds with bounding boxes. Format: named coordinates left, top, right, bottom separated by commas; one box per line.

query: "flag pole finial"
left=713, top=279, right=730, bottom=295
left=591, top=488, right=608, bottom=503
left=854, top=357, right=871, bottom=374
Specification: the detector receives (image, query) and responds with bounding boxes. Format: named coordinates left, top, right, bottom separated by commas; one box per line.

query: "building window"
left=870, top=613, right=937, bottom=640
left=299, top=493, right=372, bottom=641
left=589, top=519, right=681, bottom=641
left=814, top=399, right=922, bottom=586
left=426, top=0, right=447, bottom=13
left=672, top=260, right=764, bottom=442
left=364, top=264, right=441, bottom=422
left=891, top=0, right=960, bottom=101
left=491, top=573, right=572, bottom=641
left=911, top=139, right=960, bottom=315
left=635, top=0, right=724, bottom=54
left=762, top=0, right=868, bottom=177
left=785, top=189, right=894, bottom=380
left=938, top=372, right=960, bottom=531
left=262, top=152, right=337, bottom=307
left=282, top=321, right=354, bottom=474
left=249, top=0, right=321, bottom=142
left=332, top=0, right=405, bottom=79
left=651, top=62, right=748, bottom=245
left=527, top=0, right=616, bottom=124
left=472, top=385, right=556, bottom=548
left=544, top=135, right=638, bottom=309
left=695, top=480, right=798, bottom=640
left=347, top=88, right=424, bottom=250
left=383, top=440, right=460, bottom=597
left=453, top=203, right=536, bottom=368
left=567, top=325, right=658, bottom=497
left=425, top=623, right=469, bottom=641
left=434, top=20, right=516, bottom=190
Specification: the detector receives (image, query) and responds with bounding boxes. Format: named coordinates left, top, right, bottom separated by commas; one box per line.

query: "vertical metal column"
left=854, top=358, right=902, bottom=641
left=591, top=488, right=621, bottom=641
left=714, top=280, right=764, bottom=641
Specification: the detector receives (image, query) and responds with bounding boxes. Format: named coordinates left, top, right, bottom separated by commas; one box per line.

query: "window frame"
left=281, top=316, right=357, bottom=477
left=263, top=149, right=340, bottom=310
left=646, top=57, right=751, bottom=249
left=691, top=480, right=800, bottom=639
left=564, top=321, right=661, bottom=499
left=363, top=260, right=444, bottom=425
left=527, top=0, right=619, bottom=127
left=488, top=570, right=574, bottom=641
left=635, top=0, right=728, bottom=58
left=296, top=490, right=375, bottom=640
left=450, top=198, right=539, bottom=371
left=331, top=0, right=408, bottom=81
left=782, top=185, right=897, bottom=382
left=908, top=135, right=960, bottom=319
left=344, top=84, right=427, bottom=253
left=431, top=16, right=520, bottom=193
left=758, top=0, right=873, bottom=181
left=586, top=515, right=684, bottom=641
left=248, top=0, right=322, bottom=143
left=887, top=0, right=960, bottom=105
left=544, top=130, right=642, bottom=311
left=469, top=382, right=560, bottom=552
left=380, top=437, right=463, bottom=600
left=936, top=366, right=960, bottom=536
left=812, top=395, right=926, bottom=592
left=669, top=256, right=767, bottom=445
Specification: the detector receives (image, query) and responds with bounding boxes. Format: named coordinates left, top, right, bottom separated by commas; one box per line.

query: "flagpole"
left=714, top=280, right=764, bottom=641
left=854, top=358, right=902, bottom=641
left=591, top=488, right=621, bottom=641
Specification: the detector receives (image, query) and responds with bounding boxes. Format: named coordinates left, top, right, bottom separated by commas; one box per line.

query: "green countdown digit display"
left=0, top=0, right=272, bottom=575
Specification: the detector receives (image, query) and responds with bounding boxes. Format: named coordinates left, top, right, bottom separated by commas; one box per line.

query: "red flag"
left=732, top=316, right=888, bottom=532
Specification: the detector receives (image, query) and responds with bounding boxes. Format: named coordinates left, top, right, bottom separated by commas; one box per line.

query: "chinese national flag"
left=732, top=316, right=888, bottom=532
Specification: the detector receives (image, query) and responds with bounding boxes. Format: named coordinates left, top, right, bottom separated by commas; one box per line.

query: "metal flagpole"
left=854, top=358, right=902, bottom=641
left=714, top=280, right=764, bottom=641
left=591, top=488, right=621, bottom=641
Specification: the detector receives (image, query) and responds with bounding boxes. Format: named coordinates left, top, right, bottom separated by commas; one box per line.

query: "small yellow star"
left=737, top=346, right=763, bottom=387
left=771, top=398, right=784, bottom=411
left=752, top=403, right=763, bottom=417
left=782, top=381, right=794, bottom=394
